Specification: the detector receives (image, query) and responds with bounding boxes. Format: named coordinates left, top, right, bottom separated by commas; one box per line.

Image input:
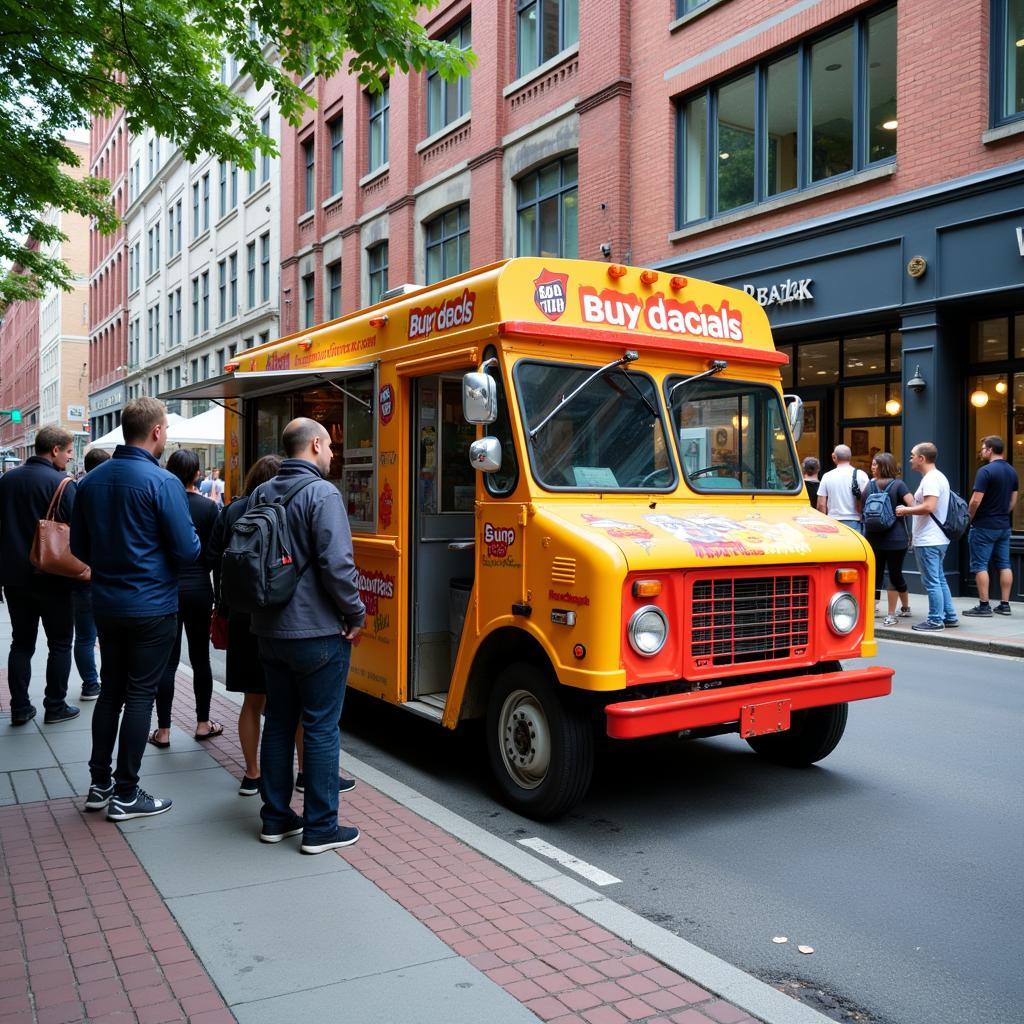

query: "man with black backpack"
left=816, top=444, right=869, bottom=532
left=236, top=417, right=365, bottom=854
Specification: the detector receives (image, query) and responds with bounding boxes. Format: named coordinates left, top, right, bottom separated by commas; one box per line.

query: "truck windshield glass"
left=517, top=361, right=675, bottom=490
left=666, top=377, right=801, bottom=492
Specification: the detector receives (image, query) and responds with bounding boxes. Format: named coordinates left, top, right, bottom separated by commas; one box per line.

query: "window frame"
left=327, top=260, right=342, bottom=319
left=425, top=202, right=470, bottom=284
left=516, top=0, right=578, bottom=78
left=301, top=136, right=315, bottom=213
left=515, top=155, right=579, bottom=258
left=368, top=82, right=390, bottom=173
left=260, top=232, right=271, bottom=302
left=427, top=20, right=472, bottom=136
left=301, top=271, right=315, bottom=328
left=329, top=116, right=344, bottom=195
left=368, top=242, right=389, bottom=304
left=247, top=241, right=256, bottom=308
left=991, top=0, right=1024, bottom=126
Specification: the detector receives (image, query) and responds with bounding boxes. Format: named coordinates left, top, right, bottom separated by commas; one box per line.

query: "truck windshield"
left=517, top=360, right=676, bottom=491
left=665, top=377, right=801, bottom=492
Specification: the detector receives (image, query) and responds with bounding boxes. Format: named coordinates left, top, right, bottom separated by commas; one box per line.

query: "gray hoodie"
left=249, top=459, right=366, bottom=639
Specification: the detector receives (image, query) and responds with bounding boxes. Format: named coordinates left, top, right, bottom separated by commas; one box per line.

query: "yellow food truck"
left=168, top=257, right=893, bottom=818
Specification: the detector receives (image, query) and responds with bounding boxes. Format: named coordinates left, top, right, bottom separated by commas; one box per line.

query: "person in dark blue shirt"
left=71, top=398, right=200, bottom=821
left=963, top=435, right=1020, bottom=617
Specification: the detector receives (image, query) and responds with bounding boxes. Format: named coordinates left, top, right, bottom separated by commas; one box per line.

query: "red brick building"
left=0, top=267, right=39, bottom=461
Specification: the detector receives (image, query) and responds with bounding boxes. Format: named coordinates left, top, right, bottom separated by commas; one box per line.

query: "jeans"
left=913, top=544, right=957, bottom=625
left=3, top=580, right=73, bottom=714
left=155, top=588, right=214, bottom=728
left=73, top=587, right=99, bottom=687
left=259, top=634, right=351, bottom=842
left=968, top=526, right=1012, bottom=574
left=90, top=614, right=177, bottom=797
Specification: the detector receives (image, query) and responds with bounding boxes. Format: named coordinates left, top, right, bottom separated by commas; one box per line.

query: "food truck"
left=166, top=258, right=893, bottom=818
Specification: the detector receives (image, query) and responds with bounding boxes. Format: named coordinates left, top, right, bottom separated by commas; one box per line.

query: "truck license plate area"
left=740, top=700, right=791, bottom=738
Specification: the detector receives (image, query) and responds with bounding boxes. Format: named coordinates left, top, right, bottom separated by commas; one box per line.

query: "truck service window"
left=517, top=360, right=675, bottom=491
left=667, top=377, right=801, bottom=492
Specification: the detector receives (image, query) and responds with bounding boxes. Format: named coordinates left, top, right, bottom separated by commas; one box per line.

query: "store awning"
left=159, top=364, right=377, bottom=403
left=87, top=413, right=187, bottom=450
left=166, top=407, right=224, bottom=446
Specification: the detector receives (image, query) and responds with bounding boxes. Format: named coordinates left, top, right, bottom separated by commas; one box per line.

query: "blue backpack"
left=862, top=480, right=897, bottom=534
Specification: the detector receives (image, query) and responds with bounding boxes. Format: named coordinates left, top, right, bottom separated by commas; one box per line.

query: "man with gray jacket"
left=252, top=418, right=365, bottom=853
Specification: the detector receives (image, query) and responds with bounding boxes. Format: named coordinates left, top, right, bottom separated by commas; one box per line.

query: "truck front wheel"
left=486, top=663, right=594, bottom=819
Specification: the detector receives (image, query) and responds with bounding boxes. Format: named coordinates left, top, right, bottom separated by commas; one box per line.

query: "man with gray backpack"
left=222, top=417, right=365, bottom=853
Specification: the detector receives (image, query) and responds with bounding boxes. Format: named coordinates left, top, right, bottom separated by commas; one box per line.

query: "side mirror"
left=784, top=394, right=804, bottom=443
left=463, top=372, right=497, bottom=424
left=469, top=436, right=502, bottom=473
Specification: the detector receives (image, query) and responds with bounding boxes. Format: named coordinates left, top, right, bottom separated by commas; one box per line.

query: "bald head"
left=282, top=417, right=333, bottom=475
left=832, top=444, right=852, bottom=464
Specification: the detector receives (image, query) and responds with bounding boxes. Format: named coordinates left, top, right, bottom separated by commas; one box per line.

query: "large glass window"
left=327, top=261, right=342, bottom=319
left=302, top=272, right=315, bottom=328
left=427, top=20, right=471, bottom=135
left=425, top=203, right=470, bottom=284
left=716, top=72, right=756, bottom=213
left=517, top=0, right=578, bottom=78
left=681, top=94, right=708, bottom=222
left=517, top=360, right=675, bottom=491
left=516, top=155, right=578, bottom=258
left=329, top=116, right=343, bottom=195
left=368, top=242, right=388, bottom=304
left=301, top=137, right=315, bottom=213
left=994, top=0, right=1024, bottom=124
left=765, top=54, right=798, bottom=197
left=368, top=83, right=389, bottom=172
left=867, top=7, right=898, bottom=160
left=809, top=27, right=854, bottom=182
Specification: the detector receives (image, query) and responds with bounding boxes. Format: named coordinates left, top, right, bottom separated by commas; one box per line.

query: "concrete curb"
left=875, top=627, right=1024, bottom=658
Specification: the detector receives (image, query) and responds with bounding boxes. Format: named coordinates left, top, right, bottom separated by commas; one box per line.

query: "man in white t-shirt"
left=816, top=445, right=869, bottom=531
left=211, top=468, right=225, bottom=507
left=895, top=441, right=959, bottom=632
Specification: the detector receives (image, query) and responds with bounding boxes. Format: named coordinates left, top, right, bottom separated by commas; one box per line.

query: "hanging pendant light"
left=970, top=388, right=989, bottom=408
left=885, top=397, right=901, bottom=416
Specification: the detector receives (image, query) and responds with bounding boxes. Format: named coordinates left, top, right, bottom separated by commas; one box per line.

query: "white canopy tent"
left=165, top=407, right=224, bottom=447
left=87, top=413, right=186, bottom=451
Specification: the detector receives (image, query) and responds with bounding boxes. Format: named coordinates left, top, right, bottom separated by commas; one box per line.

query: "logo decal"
left=483, top=523, right=515, bottom=558
left=378, top=383, right=394, bottom=425
left=408, top=288, right=476, bottom=340
left=533, top=268, right=569, bottom=321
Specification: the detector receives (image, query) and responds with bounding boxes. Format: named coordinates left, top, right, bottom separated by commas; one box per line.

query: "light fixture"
left=882, top=119, right=898, bottom=130
left=885, top=398, right=901, bottom=416
left=907, top=365, right=927, bottom=394
left=995, top=380, right=1008, bottom=395
left=731, top=414, right=749, bottom=430
left=970, top=388, right=989, bottom=408
left=719, top=152, right=730, bottom=160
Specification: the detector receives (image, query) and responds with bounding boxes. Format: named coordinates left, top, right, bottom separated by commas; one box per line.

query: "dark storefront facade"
left=658, top=160, right=1024, bottom=598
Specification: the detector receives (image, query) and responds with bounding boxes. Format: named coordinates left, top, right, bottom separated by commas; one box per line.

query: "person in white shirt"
left=211, top=468, right=225, bottom=507
left=894, top=442, right=959, bottom=632
left=816, top=445, right=870, bottom=531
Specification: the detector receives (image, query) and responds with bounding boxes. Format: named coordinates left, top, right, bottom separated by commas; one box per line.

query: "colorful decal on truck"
left=578, top=286, right=744, bottom=342
left=644, top=514, right=811, bottom=558
left=408, top=288, right=476, bottom=340
left=482, top=523, right=520, bottom=569
left=356, top=569, right=395, bottom=640
left=533, top=268, right=569, bottom=321
left=378, top=384, right=394, bottom=425
left=793, top=514, right=841, bottom=536
left=378, top=479, right=393, bottom=529
left=581, top=514, right=655, bottom=554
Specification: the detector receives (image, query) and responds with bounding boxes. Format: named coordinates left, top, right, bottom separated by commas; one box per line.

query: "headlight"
left=828, top=592, right=859, bottom=635
left=628, top=605, right=668, bottom=656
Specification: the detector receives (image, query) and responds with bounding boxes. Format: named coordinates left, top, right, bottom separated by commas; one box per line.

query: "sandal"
left=194, top=722, right=224, bottom=741
left=148, top=729, right=170, bottom=749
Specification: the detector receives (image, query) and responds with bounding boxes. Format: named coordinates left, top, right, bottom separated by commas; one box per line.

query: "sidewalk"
left=0, top=605, right=804, bottom=1024
left=874, top=595, right=1024, bottom=657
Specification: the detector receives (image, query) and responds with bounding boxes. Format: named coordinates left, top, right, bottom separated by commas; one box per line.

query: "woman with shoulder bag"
left=864, top=452, right=914, bottom=626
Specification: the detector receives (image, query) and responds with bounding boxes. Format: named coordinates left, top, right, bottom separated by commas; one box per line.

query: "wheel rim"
left=498, top=688, right=551, bottom=790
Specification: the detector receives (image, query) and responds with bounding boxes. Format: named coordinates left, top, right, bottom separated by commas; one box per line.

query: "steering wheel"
left=639, top=467, right=673, bottom=487
left=689, top=463, right=734, bottom=479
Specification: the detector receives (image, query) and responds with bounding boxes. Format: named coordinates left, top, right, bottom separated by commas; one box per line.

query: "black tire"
left=486, top=662, right=594, bottom=819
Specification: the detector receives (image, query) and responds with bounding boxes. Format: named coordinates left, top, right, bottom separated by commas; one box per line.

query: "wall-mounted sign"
left=741, top=278, right=813, bottom=308
left=91, top=387, right=124, bottom=411
left=67, top=405, right=85, bottom=420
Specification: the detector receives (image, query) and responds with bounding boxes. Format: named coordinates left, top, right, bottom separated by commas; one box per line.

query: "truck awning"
left=159, top=364, right=377, bottom=402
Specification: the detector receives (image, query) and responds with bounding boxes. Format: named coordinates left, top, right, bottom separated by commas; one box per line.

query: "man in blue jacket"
left=71, top=398, right=200, bottom=820
left=0, top=425, right=80, bottom=725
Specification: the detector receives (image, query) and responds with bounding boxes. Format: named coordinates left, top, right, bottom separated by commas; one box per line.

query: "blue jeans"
left=914, top=544, right=957, bottom=624
left=73, top=587, right=99, bottom=687
left=259, top=634, right=351, bottom=842
left=968, top=526, right=1011, bottom=574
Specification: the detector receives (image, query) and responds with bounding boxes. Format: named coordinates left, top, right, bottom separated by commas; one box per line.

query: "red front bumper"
left=604, top=666, right=894, bottom=740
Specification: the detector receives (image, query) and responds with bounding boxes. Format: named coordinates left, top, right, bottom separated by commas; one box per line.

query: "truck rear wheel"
left=486, top=662, right=594, bottom=819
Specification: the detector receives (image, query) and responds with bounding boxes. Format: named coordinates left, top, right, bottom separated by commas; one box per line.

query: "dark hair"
left=282, top=417, right=324, bottom=457
left=872, top=451, right=898, bottom=480
left=121, top=397, right=166, bottom=444
left=983, top=435, right=1004, bottom=455
left=35, top=425, right=74, bottom=455
left=243, top=454, right=283, bottom=495
left=801, top=456, right=820, bottom=477
left=166, top=448, right=201, bottom=488
left=84, top=448, right=110, bottom=472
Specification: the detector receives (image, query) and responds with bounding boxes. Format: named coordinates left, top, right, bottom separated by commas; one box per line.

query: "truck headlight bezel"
left=827, top=591, right=859, bottom=635
left=627, top=605, right=668, bottom=656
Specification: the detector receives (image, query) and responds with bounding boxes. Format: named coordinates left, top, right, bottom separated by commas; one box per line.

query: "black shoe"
left=79, top=683, right=101, bottom=701
left=943, top=619, right=960, bottom=628
left=10, top=705, right=37, bottom=726
left=995, top=602, right=1013, bottom=616
left=260, top=815, right=303, bottom=843
left=301, top=825, right=360, bottom=855
left=106, top=788, right=172, bottom=821
left=912, top=620, right=944, bottom=632
left=43, top=704, right=80, bottom=725
left=295, top=773, right=356, bottom=794
left=962, top=603, right=993, bottom=617
left=239, top=776, right=260, bottom=797
left=84, top=782, right=114, bottom=811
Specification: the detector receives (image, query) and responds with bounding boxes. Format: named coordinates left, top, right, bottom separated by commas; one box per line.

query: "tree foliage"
left=0, top=0, right=474, bottom=305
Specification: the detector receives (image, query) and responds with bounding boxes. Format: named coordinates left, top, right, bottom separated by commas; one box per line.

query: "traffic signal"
left=0, top=409, right=22, bottom=423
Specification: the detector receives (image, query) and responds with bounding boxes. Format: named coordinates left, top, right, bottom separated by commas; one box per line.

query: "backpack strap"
left=276, top=475, right=319, bottom=506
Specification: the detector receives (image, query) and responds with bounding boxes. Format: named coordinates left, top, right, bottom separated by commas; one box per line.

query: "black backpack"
left=862, top=480, right=897, bottom=534
left=931, top=490, right=970, bottom=542
left=219, top=476, right=317, bottom=614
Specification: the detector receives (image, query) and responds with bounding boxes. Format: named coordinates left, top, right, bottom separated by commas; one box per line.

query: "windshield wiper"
left=528, top=350, right=639, bottom=441
left=667, top=360, right=728, bottom=404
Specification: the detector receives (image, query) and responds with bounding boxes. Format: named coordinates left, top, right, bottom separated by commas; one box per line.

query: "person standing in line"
left=199, top=469, right=214, bottom=500
left=71, top=398, right=200, bottom=820
left=251, top=418, right=365, bottom=854
left=864, top=452, right=914, bottom=626
left=149, top=449, right=222, bottom=748
left=802, top=456, right=821, bottom=508
left=963, top=435, right=1019, bottom=617
left=210, top=467, right=225, bottom=507
left=816, top=444, right=870, bottom=531
left=0, top=426, right=81, bottom=725
left=895, top=442, right=960, bottom=632
left=72, top=447, right=111, bottom=703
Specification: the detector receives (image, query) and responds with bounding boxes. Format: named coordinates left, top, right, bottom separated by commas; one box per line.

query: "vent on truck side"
left=551, top=557, right=577, bottom=585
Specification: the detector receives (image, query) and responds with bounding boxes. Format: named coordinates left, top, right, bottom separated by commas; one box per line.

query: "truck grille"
left=690, top=575, right=810, bottom=668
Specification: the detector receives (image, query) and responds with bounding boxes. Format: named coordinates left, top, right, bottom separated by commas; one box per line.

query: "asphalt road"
left=317, top=640, right=1023, bottom=1024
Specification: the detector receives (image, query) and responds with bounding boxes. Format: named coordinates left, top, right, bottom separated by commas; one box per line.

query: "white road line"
left=517, top=837, right=622, bottom=886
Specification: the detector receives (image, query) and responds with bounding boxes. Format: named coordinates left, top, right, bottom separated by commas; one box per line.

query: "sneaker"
left=295, top=773, right=356, bottom=794
left=995, top=602, right=1013, bottom=616
left=962, top=603, right=993, bottom=617
left=239, top=776, right=260, bottom=797
left=882, top=615, right=898, bottom=626
left=898, top=606, right=913, bottom=618
left=944, top=619, right=960, bottom=628
left=260, top=815, right=304, bottom=844
left=300, top=825, right=360, bottom=855
left=79, top=683, right=101, bottom=701
left=106, top=788, right=172, bottom=821
left=10, top=705, right=37, bottom=726
left=912, top=620, right=945, bottom=632
left=84, top=782, right=114, bottom=811
left=43, top=704, right=80, bottom=725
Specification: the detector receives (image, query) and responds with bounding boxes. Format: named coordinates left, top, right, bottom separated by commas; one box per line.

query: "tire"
left=746, top=663, right=848, bottom=767
left=486, top=662, right=594, bottom=819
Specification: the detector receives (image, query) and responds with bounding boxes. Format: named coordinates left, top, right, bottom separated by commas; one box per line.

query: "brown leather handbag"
left=30, top=477, right=91, bottom=581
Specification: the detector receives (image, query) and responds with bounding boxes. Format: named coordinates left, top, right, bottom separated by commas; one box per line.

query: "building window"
left=219, top=161, right=227, bottom=218
left=247, top=241, right=256, bottom=308
left=128, top=243, right=139, bottom=292
left=368, top=242, right=388, bottom=304
left=676, top=0, right=713, bottom=13
left=677, top=6, right=896, bottom=226
left=229, top=252, right=238, bottom=317
left=329, top=116, right=344, bottom=195
left=260, top=232, right=270, bottom=302
left=201, top=271, right=210, bottom=331
left=993, top=0, right=1024, bottom=124
left=517, top=0, right=578, bottom=78
left=425, top=203, right=470, bottom=284
left=171, top=199, right=182, bottom=256
left=259, top=330, right=270, bottom=347
left=302, top=272, right=315, bottom=328
left=230, top=162, right=237, bottom=208
left=191, top=277, right=200, bottom=335
left=201, top=354, right=210, bottom=380
left=427, top=21, right=471, bottom=135
left=192, top=181, right=200, bottom=236
left=242, top=336, right=254, bottom=350
left=327, top=261, right=342, bottom=319
left=167, top=288, right=181, bottom=345
left=147, top=303, right=160, bottom=357
left=147, top=222, right=161, bottom=275
left=516, top=155, right=578, bottom=258
left=301, top=137, right=315, bottom=213
left=201, top=172, right=210, bottom=230
left=218, top=259, right=227, bottom=323
left=368, top=83, right=389, bottom=172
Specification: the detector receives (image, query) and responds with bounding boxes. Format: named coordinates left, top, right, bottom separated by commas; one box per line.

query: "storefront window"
left=778, top=344, right=794, bottom=388
left=765, top=54, right=798, bottom=197
left=889, top=330, right=902, bottom=372
left=1015, top=373, right=1024, bottom=532
left=254, top=394, right=290, bottom=460
left=716, top=71, right=756, bottom=214
left=844, top=334, right=886, bottom=376
left=797, top=340, right=839, bottom=386
left=970, top=318, right=1009, bottom=361
left=843, top=381, right=898, bottom=419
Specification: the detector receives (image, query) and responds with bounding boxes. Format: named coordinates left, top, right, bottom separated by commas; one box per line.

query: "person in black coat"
left=0, top=426, right=80, bottom=725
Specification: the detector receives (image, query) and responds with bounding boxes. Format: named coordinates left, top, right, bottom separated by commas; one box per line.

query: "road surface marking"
left=517, top=837, right=621, bottom=886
